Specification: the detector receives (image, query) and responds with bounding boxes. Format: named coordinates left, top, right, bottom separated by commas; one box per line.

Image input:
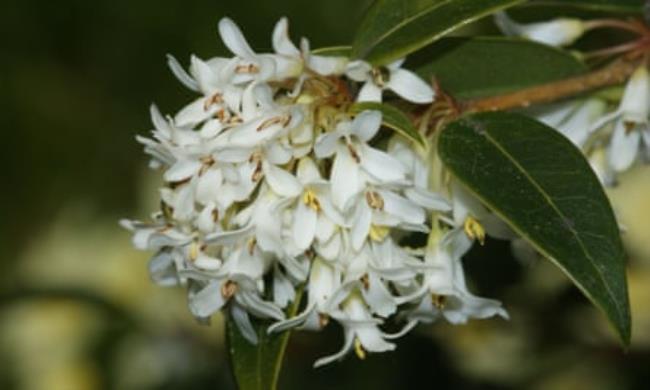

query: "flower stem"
left=461, top=56, right=644, bottom=114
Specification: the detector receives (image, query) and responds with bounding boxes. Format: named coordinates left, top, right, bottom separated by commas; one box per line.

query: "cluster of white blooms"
left=122, top=17, right=508, bottom=367
left=497, top=14, right=650, bottom=184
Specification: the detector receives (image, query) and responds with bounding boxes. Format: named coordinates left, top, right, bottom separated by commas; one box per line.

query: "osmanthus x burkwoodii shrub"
left=122, top=0, right=648, bottom=388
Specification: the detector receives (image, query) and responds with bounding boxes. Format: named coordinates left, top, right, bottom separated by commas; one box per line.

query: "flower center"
left=302, top=189, right=322, bottom=212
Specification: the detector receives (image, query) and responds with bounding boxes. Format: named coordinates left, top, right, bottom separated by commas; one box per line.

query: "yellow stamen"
left=464, top=216, right=486, bottom=245
left=354, top=338, right=366, bottom=360
left=302, top=189, right=321, bottom=212
left=369, top=225, right=390, bottom=242
left=189, top=241, right=200, bottom=261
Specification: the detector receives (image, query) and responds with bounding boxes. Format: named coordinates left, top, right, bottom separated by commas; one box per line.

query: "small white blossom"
left=494, top=11, right=587, bottom=47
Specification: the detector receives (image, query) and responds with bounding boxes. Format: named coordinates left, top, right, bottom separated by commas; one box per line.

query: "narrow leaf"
left=412, top=37, right=587, bottom=100
left=351, top=0, right=525, bottom=66
left=350, top=102, right=426, bottom=146
left=438, top=112, right=631, bottom=345
left=227, top=287, right=304, bottom=390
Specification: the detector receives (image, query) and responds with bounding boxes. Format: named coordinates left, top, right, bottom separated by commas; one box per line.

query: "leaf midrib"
left=359, top=0, right=452, bottom=58
left=474, top=121, right=624, bottom=323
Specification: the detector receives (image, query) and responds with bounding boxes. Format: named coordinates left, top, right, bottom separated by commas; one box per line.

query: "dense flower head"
left=122, top=17, right=507, bottom=366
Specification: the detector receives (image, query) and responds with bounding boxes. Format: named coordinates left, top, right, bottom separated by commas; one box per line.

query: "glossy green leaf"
left=227, top=288, right=304, bottom=390
left=530, top=0, right=643, bottom=13
left=438, top=112, right=631, bottom=345
left=350, top=102, right=426, bottom=147
left=413, top=37, right=587, bottom=100
left=351, top=0, right=525, bottom=66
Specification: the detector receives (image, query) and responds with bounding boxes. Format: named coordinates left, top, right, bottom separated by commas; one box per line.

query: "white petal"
left=620, top=65, right=650, bottom=124
left=351, top=201, right=372, bottom=251
left=313, top=331, right=354, bottom=368
left=380, top=190, right=425, bottom=225
left=293, top=200, right=317, bottom=250
left=331, top=148, right=360, bottom=210
left=609, top=121, right=641, bottom=172
left=346, top=60, right=372, bottom=81
left=404, top=187, right=452, bottom=212
left=189, top=281, right=226, bottom=318
left=360, top=144, right=406, bottom=183
left=166, top=54, right=199, bottom=91
left=362, top=273, right=397, bottom=317
left=174, top=98, right=213, bottom=128
left=205, top=224, right=254, bottom=245
left=308, top=54, right=348, bottom=76
left=356, top=325, right=395, bottom=353
left=263, top=162, right=302, bottom=197
left=387, top=68, right=434, bottom=104
left=150, top=104, right=172, bottom=137
left=273, top=266, right=296, bottom=308
left=231, top=304, right=258, bottom=344
left=357, top=81, right=383, bottom=102
left=218, top=18, right=256, bottom=59
left=148, top=250, right=178, bottom=286
left=164, top=159, right=202, bottom=182
left=296, top=157, right=321, bottom=183
left=314, top=132, right=341, bottom=158
left=272, top=17, right=300, bottom=56
left=196, top=169, right=223, bottom=205
left=194, top=252, right=222, bottom=271
left=352, top=110, right=382, bottom=142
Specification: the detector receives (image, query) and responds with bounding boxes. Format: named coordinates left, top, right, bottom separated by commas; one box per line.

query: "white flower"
left=272, top=17, right=348, bottom=78
left=314, top=110, right=406, bottom=210
left=591, top=66, right=650, bottom=172
left=313, top=291, right=415, bottom=367
left=408, top=228, right=509, bottom=324
left=346, top=59, right=435, bottom=104
left=494, top=11, right=586, bottom=47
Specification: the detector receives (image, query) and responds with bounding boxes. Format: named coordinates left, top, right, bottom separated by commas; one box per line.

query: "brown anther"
left=215, top=109, right=229, bottom=122
left=624, top=121, right=638, bottom=133
left=318, top=313, right=330, bottom=328
left=161, top=200, right=174, bottom=221
left=370, top=67, right=389, bottom=88
left=431, top=294, right=447, bottom=310
left=251, top=161, right=263, bottom=182
left=360, top=274, right=370, bottom=291
left=211, top=208, right=219, bottom=223
left=235, top=63, right=260, bottom=74
left=247, top=238, right=257, bottom=255
left=221, top=280, right=238, bottom=299
left=203, top=92, right=224, bottom=111
left=347, top=143, right=361, bottom=163
left=365, top=191, right=384, bottom=210
left=256, top=114, right=291, bottom=132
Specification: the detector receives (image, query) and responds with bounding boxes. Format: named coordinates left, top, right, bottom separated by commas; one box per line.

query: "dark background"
left=2, top=1, right=649, bottom=389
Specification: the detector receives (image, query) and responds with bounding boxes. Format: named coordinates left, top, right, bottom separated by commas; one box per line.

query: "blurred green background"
left=2, top=0, right=650, bottom=389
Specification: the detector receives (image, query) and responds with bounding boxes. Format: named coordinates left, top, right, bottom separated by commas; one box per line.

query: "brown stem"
left=461, top=56, right=645, bottom=114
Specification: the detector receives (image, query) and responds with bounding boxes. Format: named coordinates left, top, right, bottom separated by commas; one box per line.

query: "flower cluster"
left=122, top=17, right=507, bottom=367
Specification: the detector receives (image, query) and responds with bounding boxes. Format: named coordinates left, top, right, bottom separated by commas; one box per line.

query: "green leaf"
left=350, top=102, right=426, bottom=147
left=530, top=0, right=643, bottom=13
left=413, top=37, right=587, bottom=100
left=351, top=0, right=525, bottom=66
left=438, top=112, right=631, bottom=345
left=311, top=46, right=352, bottom=57
left=227, top=287, right=304, bottom=390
